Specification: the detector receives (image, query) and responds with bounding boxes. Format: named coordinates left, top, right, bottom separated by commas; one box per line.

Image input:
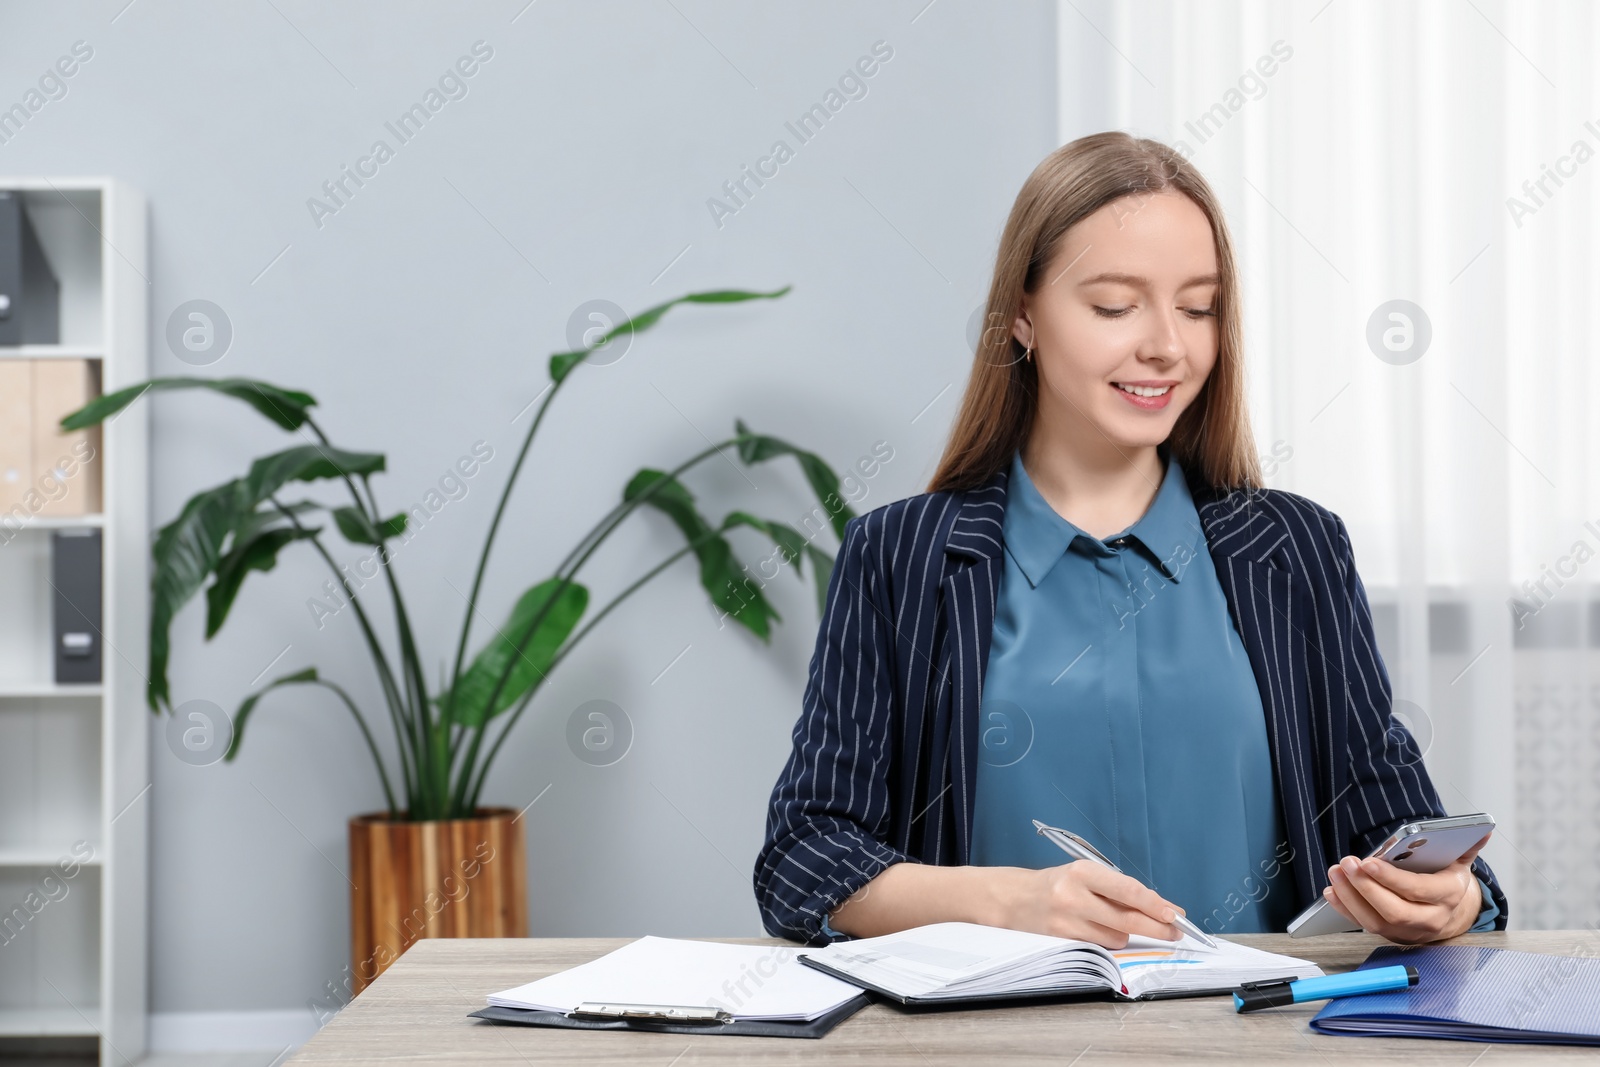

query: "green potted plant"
left=65, top=287, right=854, bottom=988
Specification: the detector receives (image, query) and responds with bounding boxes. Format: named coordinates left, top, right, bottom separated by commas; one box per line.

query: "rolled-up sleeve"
left=753, top=513, right=910, bottom=943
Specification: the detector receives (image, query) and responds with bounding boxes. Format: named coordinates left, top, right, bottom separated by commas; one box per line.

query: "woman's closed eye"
left=1091, top=305, right=1218, bottom=320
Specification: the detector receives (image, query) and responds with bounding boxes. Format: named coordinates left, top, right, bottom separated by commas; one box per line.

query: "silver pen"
left=1032, top=819, right=1219, bottom=949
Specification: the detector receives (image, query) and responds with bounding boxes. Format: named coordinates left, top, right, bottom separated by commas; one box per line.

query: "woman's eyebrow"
left=1076, top=271, right=1221, bottom=289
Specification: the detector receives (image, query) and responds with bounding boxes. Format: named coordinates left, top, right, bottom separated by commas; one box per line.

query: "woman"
left=754, top=132, right=1506, bottom=949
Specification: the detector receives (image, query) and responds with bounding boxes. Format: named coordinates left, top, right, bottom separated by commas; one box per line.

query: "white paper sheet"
left=487, top=937, right=862, bottom=1022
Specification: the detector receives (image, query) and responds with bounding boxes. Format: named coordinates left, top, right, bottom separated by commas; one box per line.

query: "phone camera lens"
left=1408, top=838, right=1427, bottom=849
left=1392, top=850, right=1414, bottom=862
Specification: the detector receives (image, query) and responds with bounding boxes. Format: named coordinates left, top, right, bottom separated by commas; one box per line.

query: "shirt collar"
left=1001, top=444, right=1204, bottom=590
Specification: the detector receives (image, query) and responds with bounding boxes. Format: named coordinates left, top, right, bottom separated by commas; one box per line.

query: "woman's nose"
left=1142, top=310, right=1185, bottom=361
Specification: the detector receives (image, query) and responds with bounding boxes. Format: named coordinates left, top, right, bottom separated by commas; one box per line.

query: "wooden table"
left=288, top=931, right=1598, bottom=1064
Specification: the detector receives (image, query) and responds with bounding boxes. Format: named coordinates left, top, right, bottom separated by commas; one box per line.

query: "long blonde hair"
left=928, top=131, right=1261, bottom=493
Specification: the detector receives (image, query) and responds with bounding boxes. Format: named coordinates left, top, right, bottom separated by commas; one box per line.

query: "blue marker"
left=1233, top=965, right=1419, bottom=1013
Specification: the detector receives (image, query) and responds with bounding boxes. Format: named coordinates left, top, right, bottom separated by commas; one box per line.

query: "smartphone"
left=1287, top=812, right=1495, bottom=938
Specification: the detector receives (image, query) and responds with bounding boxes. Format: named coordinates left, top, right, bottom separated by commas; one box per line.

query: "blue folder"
left=1311, top=944, right=1600, bottom=1046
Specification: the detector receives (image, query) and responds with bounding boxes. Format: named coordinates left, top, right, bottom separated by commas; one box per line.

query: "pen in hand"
left=1033, top=820, right=1220, bottom=950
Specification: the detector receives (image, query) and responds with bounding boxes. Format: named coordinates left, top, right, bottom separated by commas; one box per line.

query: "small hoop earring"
left=1023, top=346, right=1033, bottom=363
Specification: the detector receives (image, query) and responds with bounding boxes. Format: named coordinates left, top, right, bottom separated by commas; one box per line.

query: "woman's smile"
left=1111, top=379, right=1178, bottom=411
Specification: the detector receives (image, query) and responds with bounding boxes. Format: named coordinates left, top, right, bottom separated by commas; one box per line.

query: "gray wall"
left=0, top=0, right=1069, bottom=1017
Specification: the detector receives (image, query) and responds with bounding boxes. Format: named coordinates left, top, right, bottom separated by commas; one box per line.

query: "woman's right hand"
left=826, top=860, right=1187, bottom=946
left=1000, top=862, right=1186, bottom=948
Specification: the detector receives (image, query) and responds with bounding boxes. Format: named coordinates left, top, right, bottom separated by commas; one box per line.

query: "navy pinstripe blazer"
left=754, top=462, right=1508, bottom=942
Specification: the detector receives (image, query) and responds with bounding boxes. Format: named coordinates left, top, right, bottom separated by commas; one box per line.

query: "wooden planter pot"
left=348, top=807, right=528, bottom=992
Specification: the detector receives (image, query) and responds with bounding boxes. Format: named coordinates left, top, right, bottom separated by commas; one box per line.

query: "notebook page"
left=1115, top=934, right=1322, bottom=997
left=800, top=922, right=1117, bottom=1000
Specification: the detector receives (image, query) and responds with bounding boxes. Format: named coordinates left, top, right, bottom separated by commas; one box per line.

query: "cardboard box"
left=0, top=360, right=31, bottom=515
left=30, top=359, right=101, bottom=515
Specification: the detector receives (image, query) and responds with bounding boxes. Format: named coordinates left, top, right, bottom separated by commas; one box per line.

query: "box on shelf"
left=0, top=359, right=28, bottom=511
left=0, top=358, right=102, bottom=517
left=31, top=359, right=102, bottom=516
left=0, top=190, right=61, bottom=345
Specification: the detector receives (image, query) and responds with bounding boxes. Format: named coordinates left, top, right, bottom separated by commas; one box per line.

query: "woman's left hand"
left=1322, top=833, right=1492, bottom=944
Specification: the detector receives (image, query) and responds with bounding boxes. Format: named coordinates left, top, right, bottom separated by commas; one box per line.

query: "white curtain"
left=1061, top=0, right=1600, bottom=929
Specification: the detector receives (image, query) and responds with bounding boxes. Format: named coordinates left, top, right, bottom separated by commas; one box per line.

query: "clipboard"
left=469, top=991, right=871, bottom=1038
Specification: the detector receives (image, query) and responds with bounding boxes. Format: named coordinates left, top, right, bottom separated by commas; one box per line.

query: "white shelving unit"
left=0, top=179, right=147, bottom=1064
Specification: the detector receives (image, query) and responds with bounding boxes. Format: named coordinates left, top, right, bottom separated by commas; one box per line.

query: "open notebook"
left=799, top=921, right=1323, bottom=1003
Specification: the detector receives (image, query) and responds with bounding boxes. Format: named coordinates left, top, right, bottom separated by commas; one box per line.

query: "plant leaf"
left=61, top=377, right=317, bottom=432
left=732, top=419, right=854, bottom=539
left=243, top=445, right=386, bottom=505
left=205, top=524, right=320, bottom=638
left=723, top=510, right=838, bottom=614
left=333, top=506, right=407, bottom=545
left=225, top=667, right=318, bottom=761
left=145, top=445, right=380, bottom=712
left=234, top=501, right=320, bottom=544
left=721, top=511, right=808, bottom=584
left=549, top=286, right=792, bottom=384
left=445, top=578, right=590, bottom=728
left=148, top=480, right=248, bottom=710
left=624, top=469, right=780, bottom=641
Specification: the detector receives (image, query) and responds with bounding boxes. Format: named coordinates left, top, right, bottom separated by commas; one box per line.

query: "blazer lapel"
left=940, top=469, right=1008, bottom=864
left=1193, top=485, right=1328, bottom=908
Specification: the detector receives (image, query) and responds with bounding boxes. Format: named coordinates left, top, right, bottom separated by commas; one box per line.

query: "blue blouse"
left=969, top=447, right=1498, bottom=935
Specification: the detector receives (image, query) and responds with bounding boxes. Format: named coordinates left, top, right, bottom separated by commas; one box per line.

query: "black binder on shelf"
left=52, top=529, right=102, bottom=683
left=0, top=190, right=61, bottom=345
